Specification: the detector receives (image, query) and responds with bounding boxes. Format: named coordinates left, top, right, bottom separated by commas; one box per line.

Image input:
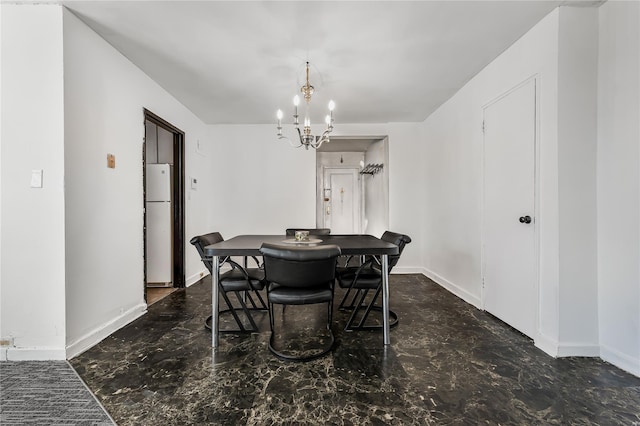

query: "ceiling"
left=63, top=1, right=601, bottom=126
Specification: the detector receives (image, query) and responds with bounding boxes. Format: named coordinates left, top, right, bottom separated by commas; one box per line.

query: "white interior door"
left=483, top=79, right=537, bottom=338
left=323, top=168, right=361, bottom=234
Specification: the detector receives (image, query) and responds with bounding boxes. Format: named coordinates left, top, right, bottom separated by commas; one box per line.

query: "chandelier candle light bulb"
left=276, top=62, right=335, bottom=150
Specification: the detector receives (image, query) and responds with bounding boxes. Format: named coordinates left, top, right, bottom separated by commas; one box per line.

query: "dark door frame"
left=143, top=109, right=186, bottom=298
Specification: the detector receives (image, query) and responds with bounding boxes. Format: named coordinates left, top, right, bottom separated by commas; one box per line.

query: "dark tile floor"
left=71, top=274, right=640, bottom=425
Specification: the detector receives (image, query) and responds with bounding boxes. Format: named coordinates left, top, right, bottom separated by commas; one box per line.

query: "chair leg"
left=206, top=286, right=247, bottom=332
left=220, top=287, right=247, bottom=332
left=344, top=285, right=399, bottom=331
left=338, top=277, right=363, bottom=310
left=268, top=302, right=275, bottom=336
left=338, top=285, right=353, bottom=309
left=233, top=291, right=259, bottom=332
left=244, top=286, right=268, bottom=311
left=344, top=289, right=369, bottom=331
left=253, top=289, right=268, bottom=310
left=210, top=283, right=266, bottom=333
left=267, top=301, right=335, bottom=362
left=355, top=287, right=382, bottom=329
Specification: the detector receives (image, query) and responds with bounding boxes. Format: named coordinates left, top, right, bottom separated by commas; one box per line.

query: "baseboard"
left=600, top=344, right=640, bottom=377
left=534, top=333, right=559, bottom=357
left=421, top=268, right=482, bottom=309
left=556, top=342, right=600, bottom=358
left=392, top=266, right=425, bottom=274
left=186, top=268, right=209, bottom=287
left=65, top=303, right=147, bottom=359
left=4, top=347, right=67, bottom=361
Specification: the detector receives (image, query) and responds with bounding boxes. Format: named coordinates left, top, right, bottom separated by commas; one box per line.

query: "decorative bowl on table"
left=294, top=230, right=310, bottom=242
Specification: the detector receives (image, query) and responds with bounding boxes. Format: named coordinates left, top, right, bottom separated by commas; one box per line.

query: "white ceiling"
left=63, top=0, right=601, bottom=126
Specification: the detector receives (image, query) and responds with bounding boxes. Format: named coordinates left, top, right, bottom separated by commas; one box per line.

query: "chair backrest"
left=285, top=228, right=331, bottom=237
left=381, top=231, right=412, bottom=271
left=260, top=243, right=341, bottom=288
left=189, top=232, right=224, bottom=273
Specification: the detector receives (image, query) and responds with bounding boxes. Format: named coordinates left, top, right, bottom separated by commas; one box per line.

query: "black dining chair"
left=260, top=243, right=341, bottom=361
left=336, top=231, right=411, bottom=331
left=190, top=232, right=267, bottom=333
left=285, top=228, right=331, bottom=237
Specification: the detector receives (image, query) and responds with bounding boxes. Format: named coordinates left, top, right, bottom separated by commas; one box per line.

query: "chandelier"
left=276, top=62, right=335, bottom=150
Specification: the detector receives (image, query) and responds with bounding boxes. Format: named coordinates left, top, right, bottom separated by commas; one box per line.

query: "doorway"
left=315, top=137, right=389, bottom=237
left=143, top=109, right=185, bottom=303
left=482, top=78, right=537, bottom=338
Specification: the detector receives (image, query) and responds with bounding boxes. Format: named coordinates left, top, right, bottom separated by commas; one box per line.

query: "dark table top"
left=204, top=234, right=399, bottom=257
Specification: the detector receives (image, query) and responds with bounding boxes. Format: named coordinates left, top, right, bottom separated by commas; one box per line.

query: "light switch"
left=107, top=154, right=116, bottom=169
left=191, top=177, right=198, bottom=190
left=30, top=169, right=43, bottom=188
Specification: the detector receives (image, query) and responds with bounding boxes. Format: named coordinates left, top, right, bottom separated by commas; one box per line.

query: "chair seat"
left=268, top=284, right=332, bottom=305
left=221, top=266, right=264, bottom=281
left=337, top=266, right=381, bottom=289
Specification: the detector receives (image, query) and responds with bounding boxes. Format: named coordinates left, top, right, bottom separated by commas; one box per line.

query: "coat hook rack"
left=360, top=163, right=384, bottom=176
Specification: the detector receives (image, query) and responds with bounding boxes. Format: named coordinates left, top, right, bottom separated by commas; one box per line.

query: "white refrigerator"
left=146, top=163, right=173, bottom=285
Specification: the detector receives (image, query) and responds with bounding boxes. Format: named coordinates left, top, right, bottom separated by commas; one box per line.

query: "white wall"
left=557, top=7, right=599, bottom=352
left=63, top=8, right=211, bottom=358
left=363, top=139, right=389, bottom=238
left=334, top=123, right=424, bottom=271
left=386, top=123, right=424, bottom=272
left=208, top=122, right=424, bottom=271
left=420, top=4, right=640, bottom=376
left=1, top=4, right=67, bottom=359
left=206, top=125, right=316, bottom=238
left=422, top=10, right=561, bottom=328
left=597, top=0, right=640, bottom=376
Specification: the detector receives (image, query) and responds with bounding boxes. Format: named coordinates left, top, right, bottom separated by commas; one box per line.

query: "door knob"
left=519, top=215, right=532, bottom=224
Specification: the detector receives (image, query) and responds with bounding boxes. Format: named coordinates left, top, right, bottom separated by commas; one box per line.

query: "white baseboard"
left=186, top=268, right=209, bottom=287
left=556, top=342, right=600, bottom=358
left=534, top=335, right=600, bottom=358
left=600, top=344, right=640, bottom=377
left=5, top=347, right=67, bottom=361
left=534, top=333, right=559, bottom=357
left=65, top=303, right=147, bottom=359
left=421, top=268, right=482, bottom=309
left=392, top=266, right=425, bottom=274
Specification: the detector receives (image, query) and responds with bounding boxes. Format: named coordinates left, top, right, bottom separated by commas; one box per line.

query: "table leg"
left=381, top=254, right=390, bottom=345
left=212, top=255, right=220, bottom=348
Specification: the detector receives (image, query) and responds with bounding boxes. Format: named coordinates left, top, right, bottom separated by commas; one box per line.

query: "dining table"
left=204, top=234, right=399, bottom=348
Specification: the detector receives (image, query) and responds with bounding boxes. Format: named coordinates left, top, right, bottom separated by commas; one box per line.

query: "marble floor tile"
left=71, top=275, right=640, bottom=425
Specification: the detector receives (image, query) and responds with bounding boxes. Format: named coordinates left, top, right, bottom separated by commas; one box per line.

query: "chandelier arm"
left=278, top=134, right=303, bottom=148
left=296, top=126, right=304, bottom=146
